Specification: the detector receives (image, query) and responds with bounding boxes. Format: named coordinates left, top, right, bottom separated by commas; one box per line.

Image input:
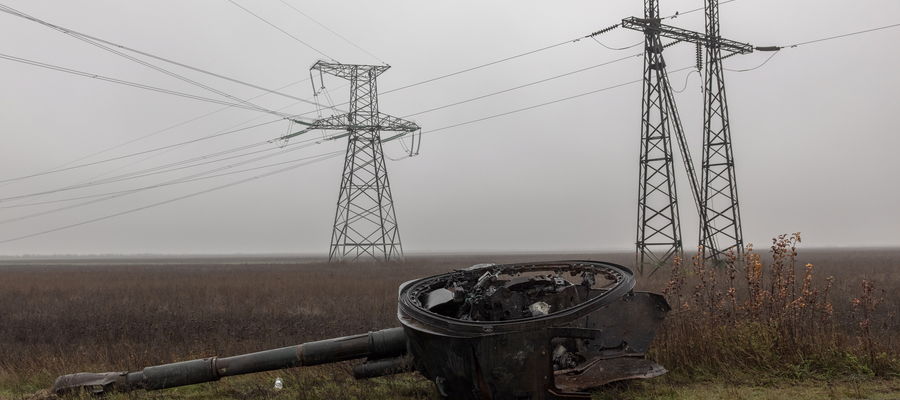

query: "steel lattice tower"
left=700, top=0, right=744, bottom=261
left=300, top=62, right=419, bottom=262
left=635, top=0, right=685, bottom=273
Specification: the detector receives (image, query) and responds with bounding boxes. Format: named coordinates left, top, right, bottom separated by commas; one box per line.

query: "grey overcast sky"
left=0, top=0, right=898, bottom=255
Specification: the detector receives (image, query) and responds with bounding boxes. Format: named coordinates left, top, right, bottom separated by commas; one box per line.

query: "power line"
left=1, top=77, right=310, bottom=190
left=382, top=38, right=580, bottom=95
left=0, top=134, right=326, bottom=204
left=277, top=0, right=385, bottom=65
left=0, top=4, right=332, bottom=110
left=0, top=141, right=271, bottom=202
left=0, top=65, right=697, bottom=244
left=0, top=151, right=343, bottom=244
left=0, top=118, right=282, bottom=185
left=787, top=22, right=900, bottom=48
left=0, top=3, right=290, bottom=118
left=0, top=138, right=328, bottom=225
left=1, top=51, right=644, bottom=199
left=725, top=50, right=780, bottom=72
left=0, top=83, right=331, bottom=187
left=591, top=37, right=643, bottom=51
left=401, top=52, right=642, bottom=118
left=226, top=0, right=336, bottom=61
left=0, top=149, right=345, bottom=209
left=663, top=0, right=739, bottom=20
left=721, top=22, right=900, bottom=71
left=0, top=52, right=297, bottom=118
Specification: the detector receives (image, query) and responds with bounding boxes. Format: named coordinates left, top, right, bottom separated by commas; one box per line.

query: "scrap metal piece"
left=554, top=356, right=668, bottom=392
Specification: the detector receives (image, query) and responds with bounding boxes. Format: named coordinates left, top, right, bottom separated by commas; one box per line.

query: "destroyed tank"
left=53, top=260, right=670, bottom=400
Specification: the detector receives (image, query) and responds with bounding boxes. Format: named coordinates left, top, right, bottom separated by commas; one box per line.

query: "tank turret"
left=53, top=261, right=670, bottom=400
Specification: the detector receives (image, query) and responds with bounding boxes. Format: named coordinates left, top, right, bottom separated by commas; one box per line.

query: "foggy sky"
left=0, top=0, right=898, bottom=256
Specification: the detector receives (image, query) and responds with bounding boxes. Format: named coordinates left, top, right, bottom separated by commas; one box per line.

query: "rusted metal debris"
left=52, top=261, right=670, bottom=400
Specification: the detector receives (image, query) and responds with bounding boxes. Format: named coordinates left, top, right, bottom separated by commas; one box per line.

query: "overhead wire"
left=0, top=52, right=296, bottom=118
left=0, top=137, right=331, bottom=225
left=724, top=50, right=780, bottom=72
left=276, top=0, right=386, bottom=65
left=0, top=4, right=334, bottom=110
left=673, top=70, right=700, bottom=93
left=0, top=130, right=331, bottom=204
left=0, top=3, right=293, bottom=119
left=0, top=149, right=345, bottom=210
left=0, top=140, right=281, bottom=202
left=786, top=22, right=900, bottom=48
left=4, top=78, right=310, bottom=186
left=381, top=38, right=581, bottom=95
left=0, top=80, right=334, bottom=187
left=0, top=62, right=693, bottom=241
left=663, top=0, right=739, bottom=20
left=401, top=52, right=643, bottom=118
left=0, top=151, right=344, bottom=244
left=5, top=6, right=895, bottom=243
left=3, top=17, right=881, bottom=243
left=590, top=37, right=643, bottom=51
left=721, top=21, right=900, bottom=72
left=226, top=0, right=336, bottom=61
left=0, top=118, right=282, bottom=185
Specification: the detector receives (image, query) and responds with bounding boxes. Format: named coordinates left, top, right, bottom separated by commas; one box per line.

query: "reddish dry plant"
left=852, top=279, right=884, bottom=371
left=654, top=233, right=895, bottom=377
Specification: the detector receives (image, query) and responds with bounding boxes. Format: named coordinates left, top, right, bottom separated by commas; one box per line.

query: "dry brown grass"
left=0, top=243, right=898, bottom=398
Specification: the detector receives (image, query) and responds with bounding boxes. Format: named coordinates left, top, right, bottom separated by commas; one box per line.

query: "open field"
left=1, top=244, right=899, bottom=399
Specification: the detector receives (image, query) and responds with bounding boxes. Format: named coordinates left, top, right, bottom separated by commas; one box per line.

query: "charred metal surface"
left=398, top=261, right=668, bottom=400
left=52, top=260, right=669, bottom=400
left=554, top=356, right=667, bottom=392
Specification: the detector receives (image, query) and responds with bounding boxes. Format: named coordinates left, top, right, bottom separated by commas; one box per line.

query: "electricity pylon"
left=700, top=0, right=744, bottom=261
left=623, top=1, right=754, bottom=272
left=284, top=61, right=419, bottom=262
left=633, top=0, right=685, bottom=274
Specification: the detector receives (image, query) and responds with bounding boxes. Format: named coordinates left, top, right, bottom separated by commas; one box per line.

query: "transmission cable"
left=0, top=151, right=344, bottom=244
left=0, top=4, right=292, bottom=119
left=591, top=37, right=643, bottom=51
left=401, top=52, right=642, bottom=118
left=226, top=0, right=336, bottom=61
left=725, top=50, right=780, bottom=72
left=277, top=0, right=385, bottom=65
left=663, top=0, right=739, bottom=20
left=0, top=77, right=309, bottom=190
left=786, top=22, right=900, bottom=48
left=0, top=149, right=344, bottom=209
left=3, top=17, right=897, bottom=243
left=0, top=118, right=282, bottom=185
left=382, top=37, right=584, bottom=95
left=0, top=65, right=698, bottom=243
left=0, top=5, right=335, bottom=111
left=0, top=82, right=333, bottom=186
left=673, top=70, right=700, bottom=93
left=0, top=138, right=330, bottom=225
left=0, top=133, right=327, bottom=204
left=0, top=52, right=298, bottom=118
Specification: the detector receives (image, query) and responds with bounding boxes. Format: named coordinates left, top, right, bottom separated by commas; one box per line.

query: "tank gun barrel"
left=52, top=327, right=407, bottom=394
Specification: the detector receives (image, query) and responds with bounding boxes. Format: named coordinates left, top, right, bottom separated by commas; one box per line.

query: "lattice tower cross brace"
left=701, top=0, right=745, bottom=261
left=303, top=61, right=419, bottom=262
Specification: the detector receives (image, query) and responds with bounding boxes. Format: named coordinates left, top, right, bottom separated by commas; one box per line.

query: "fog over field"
left=0, top=0, right=898, bottom=256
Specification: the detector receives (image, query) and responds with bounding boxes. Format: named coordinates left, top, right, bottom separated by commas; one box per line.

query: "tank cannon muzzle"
left=52, top=327, right=407, bottom=394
